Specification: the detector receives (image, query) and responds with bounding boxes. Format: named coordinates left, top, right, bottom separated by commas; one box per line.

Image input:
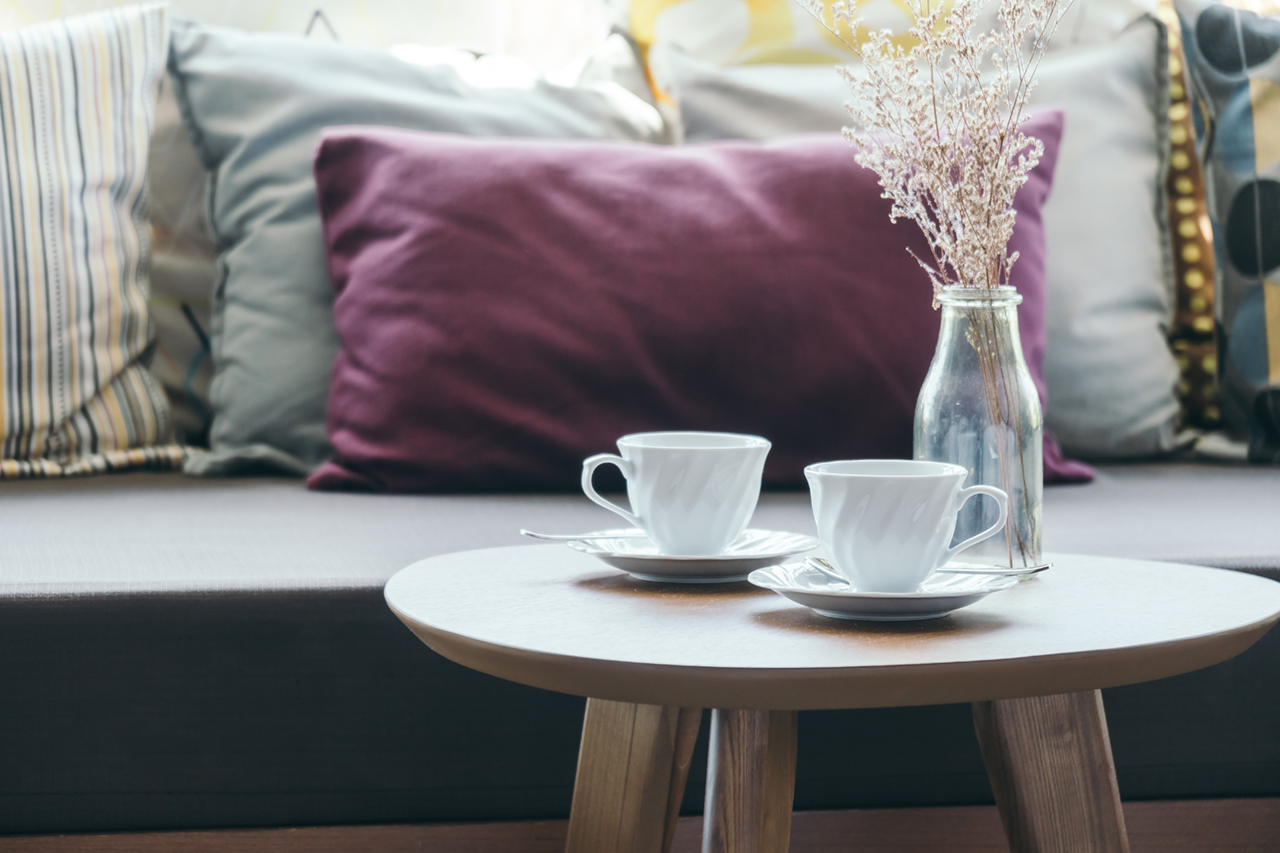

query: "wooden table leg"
left=702, top=709, right=798, bottom=853
left=566, top=698, right=702, bottom=853
left=973, top=690, right=1130, bottom=853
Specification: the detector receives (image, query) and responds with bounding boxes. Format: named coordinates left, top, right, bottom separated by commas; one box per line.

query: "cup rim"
left=804, top=459, right=967, bottom=478
left=618, top=431, right=770, bottom=450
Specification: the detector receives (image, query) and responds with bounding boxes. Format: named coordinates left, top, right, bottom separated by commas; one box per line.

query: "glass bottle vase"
left=914, top=286, right=1043, bottom=569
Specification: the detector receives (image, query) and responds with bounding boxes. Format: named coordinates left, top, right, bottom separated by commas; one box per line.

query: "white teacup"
left=804, top=459, right=1009, bottom=593
left=581, top=431, right=771, bottom=556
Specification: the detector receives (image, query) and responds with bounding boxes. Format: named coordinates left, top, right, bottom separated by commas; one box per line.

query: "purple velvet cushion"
left=309, top=114, right=1086, bottom=492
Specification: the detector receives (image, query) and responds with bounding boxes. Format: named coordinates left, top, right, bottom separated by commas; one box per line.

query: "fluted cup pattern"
left=581, top=432, right=770, bottom=556
left=806, top=460, right=1009, bottom=593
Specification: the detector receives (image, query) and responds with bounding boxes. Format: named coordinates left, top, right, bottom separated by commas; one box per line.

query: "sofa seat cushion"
left=0, top=463, right=1275, bottom=834
left=1, top=463, right=1274, bottom=594
left=0, top=475, right=799, bottom=596
left=1042, top=462, right=1280, bottom=578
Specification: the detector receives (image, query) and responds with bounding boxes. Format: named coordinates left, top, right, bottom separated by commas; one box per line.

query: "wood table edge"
left=387, top=600, right=1280, bottom=710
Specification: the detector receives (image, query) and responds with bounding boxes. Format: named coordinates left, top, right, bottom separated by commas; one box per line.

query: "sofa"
left=1, top=461, right=1277, bottom=841
left=2, top=1, right=1280, bottom=847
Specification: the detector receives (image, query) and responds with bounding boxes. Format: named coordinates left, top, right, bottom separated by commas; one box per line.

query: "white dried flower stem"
left=801, top=0, right=1067, bottom=297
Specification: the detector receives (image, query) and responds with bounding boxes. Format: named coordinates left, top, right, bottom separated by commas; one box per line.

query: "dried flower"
left=801, top=0, right=1067, bottom=297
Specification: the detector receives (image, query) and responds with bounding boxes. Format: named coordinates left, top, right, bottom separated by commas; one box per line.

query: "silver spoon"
left=939, top=562, right=1053, bottom=576
left=520, top=528, right=648, bottom=542
left=806, top=555, right=1051, bottom=581
left=805, top=557, right=851, bottom=585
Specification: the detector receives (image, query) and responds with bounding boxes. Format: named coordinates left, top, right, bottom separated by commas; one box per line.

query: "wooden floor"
left=4, top=799, right=1277, bottom=852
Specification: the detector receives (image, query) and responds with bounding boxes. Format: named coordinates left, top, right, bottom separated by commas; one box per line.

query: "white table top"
left=386, top=546, right=1280, bottom=710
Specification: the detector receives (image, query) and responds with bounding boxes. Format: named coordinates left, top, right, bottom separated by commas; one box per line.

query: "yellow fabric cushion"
left=629, top=0, right=938, bottom=65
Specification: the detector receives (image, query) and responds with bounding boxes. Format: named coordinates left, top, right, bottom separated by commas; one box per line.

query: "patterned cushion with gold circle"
left=1178, top=0, right=1280, bottom=461
left=1159, top=0, right=1223, bottom=434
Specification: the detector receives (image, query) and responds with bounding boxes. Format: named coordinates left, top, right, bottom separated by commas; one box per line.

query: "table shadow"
left=751, top=605, right=1012, bottom=640
left=574, top=574, right=765, bottom=600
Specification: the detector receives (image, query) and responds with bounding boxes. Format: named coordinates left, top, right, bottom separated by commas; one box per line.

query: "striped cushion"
left=0, top=4, right=185, bottom=478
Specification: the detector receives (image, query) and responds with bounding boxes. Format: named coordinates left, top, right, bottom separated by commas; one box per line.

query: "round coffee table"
left=385, top=546, right=1280, bottom=853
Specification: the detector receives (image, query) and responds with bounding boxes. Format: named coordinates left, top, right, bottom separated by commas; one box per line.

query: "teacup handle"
left=943, top=485, right=1010, bottom=564
left=581, top=454, right=641, bottom=529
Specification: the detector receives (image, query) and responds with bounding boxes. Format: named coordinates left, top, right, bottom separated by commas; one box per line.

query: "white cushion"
left=646, top=15, right=1181, bottom=458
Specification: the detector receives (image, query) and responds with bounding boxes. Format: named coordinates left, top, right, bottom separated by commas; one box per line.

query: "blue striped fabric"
left=0, top=4, right=186, bottom=478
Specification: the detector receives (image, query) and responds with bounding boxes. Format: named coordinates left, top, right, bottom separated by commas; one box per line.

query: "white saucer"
left=748, top=562, right=1018, bottom=621
left=566, top=529, right=820, bottom=583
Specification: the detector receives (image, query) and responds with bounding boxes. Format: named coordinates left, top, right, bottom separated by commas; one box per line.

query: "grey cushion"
left=147, top=77, right=216, bottom=446
left=167, top=18, right=661, bottom=478
left=648, top=12, right=1182, bottom=459
left=0, top=465, right=1276, bottom=833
